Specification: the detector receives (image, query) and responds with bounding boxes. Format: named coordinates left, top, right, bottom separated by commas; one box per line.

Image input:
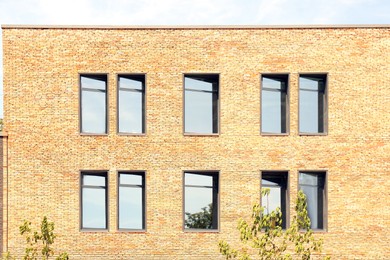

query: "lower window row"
left=81, top=171, right=327, bottom=231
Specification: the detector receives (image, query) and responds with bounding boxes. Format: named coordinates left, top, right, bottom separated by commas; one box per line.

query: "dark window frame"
left=183, top=171, right=220, bottom=232
left=298, top=73, right=328, bottom=135
left=117, top=74, right=147, bottom=135
left=298, top=170, right=328, bottom=231
left=117, top=171, right=146, bottom=232
left=261, top=171, right=290, bottom=229
left=260, top=73, right=290, bottom=135
left=79, top=73, right=109, bottom=135
left=80, top=171, right=109, bottom=231
left=183, top=74, right=220, bottom=136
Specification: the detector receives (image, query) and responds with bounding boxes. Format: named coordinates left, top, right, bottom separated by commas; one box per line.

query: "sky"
left=0, top=0, right=389, bottom=117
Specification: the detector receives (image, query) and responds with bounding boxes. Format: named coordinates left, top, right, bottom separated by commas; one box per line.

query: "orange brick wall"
left=2, top=26, right=390, bottom=259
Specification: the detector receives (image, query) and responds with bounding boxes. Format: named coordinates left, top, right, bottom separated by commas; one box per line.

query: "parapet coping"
left=2, top=24, right=390, bottom=30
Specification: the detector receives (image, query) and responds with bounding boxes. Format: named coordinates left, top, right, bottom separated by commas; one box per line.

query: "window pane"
left=119, top=77, right=143, bottom=90
left=261, top=186, right=281, bottom=213
left=119, top=90, right=143, bottom=133
left=185, top=90, right=214, bottom=133
left=82, top=188, right=106, bottom=229
left=81, top=76, right=106, bottom=90
left=119, top=186, right=143, bottom=229
left=120, top=174, right=143, bottom=186
left=300, top=185, right=320, bottom=228
left=299, top=90, right=319, bottom=133
left=185, top=173, right=213, bottom=186
left=262, top=178, right=280, bottom=186
left=185, top=186, right=213, bottom=229
left=185, top=77, right=214, bottom=91
left=299, top=172, right=320, bottom=185
left=262, top=76, right=287, bottom=134
left=262, top=172, right=288, bottom=228
left=299, top=172, right=325, bottom=229
left=300, top=77, right=325, bottom=91
left=262, top=90, right=283, bottom=133
left=184, top=172, right=218, bottom=230
left=184, top=75, right=218, bottom=134
left=83, top=175, right=106, bottom=186
left=299, top=75, right=326, bottom=134
left=81, top=86, right=106, bottom=134
left=262, top=77, right=285, bottom=90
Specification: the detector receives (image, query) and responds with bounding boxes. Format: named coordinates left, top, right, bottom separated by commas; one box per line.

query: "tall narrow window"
left=118, top=172, right=146, bottom=230
left=299, top=172, right=327, bottom=230
left=184, top=172, right=219, bottom=230
left=80, top=74, right=108, bottom=134
left=261, top=75, right=288, bottom=134
left=299, top=74, right=327, bottom=134
left=184, top=74, right=219, bottom=134
left=118, top=75, right=146, bottom=134
left=81, top=172, right=108, bottom=230
left=261, top=171, right=288, bottom=229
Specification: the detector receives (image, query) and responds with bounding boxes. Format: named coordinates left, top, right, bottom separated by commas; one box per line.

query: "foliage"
left=219, top=190, right=329, bottom=260
left=3, top=217, right=69, bottom=260
left=185, top=203, right=213, bottom=229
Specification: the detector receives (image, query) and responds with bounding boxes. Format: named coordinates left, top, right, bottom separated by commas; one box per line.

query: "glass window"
left=80, top=75, right=107, bottom=134
left=118, top=172, right=145, bottom=230
left=261, top=171, right=288, bottom=228
left=261, top=75, right=288, bottom=134
left=184, top=172, right=219, bottom=230
left=184, top=75, right=219, bottom=134
left=299, top=75, right=327, bottom=134
left=299, top=172, right=326, bottom=229
left=118, top=75, right=145, bottom=134
left=81, top=172, right=107, bottom=229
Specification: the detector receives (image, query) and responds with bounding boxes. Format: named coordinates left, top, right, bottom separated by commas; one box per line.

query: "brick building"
left=1, top=25, right=389, bottom=259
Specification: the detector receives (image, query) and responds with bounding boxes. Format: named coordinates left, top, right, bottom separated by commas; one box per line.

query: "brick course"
left=2, top=26, right=390, bottom=259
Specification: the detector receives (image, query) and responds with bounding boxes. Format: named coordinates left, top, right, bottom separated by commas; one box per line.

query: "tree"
left=3, top=217, right=69, bottom=260
left=219, top=190, right=329, bottom=260
left=185, top=204, right=213, bottom=229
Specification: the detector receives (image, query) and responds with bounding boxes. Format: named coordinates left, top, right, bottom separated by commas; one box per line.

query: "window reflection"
left=299, top=172, right=326, bottom=229
left=118, top=172, right=145, bottom=230
left=261, top=75, right=288, bottom=134
left=184, top=172, right=219, bottom=230
left=299, top=75, right=326, bottom=134
left=184, top=75, right=219, bottom=134
left=80, top=75, right=107, bottom=134
left=118, top=75, right=145, bottom=134
left=261, top=172, right=288, bottom=228
left=81, top=172, right=107, bottom=229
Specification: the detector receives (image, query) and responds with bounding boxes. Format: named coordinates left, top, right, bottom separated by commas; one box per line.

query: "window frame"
left=183, top=73, right=220, bottom=136
left=117, top=171, right=146, bottom=232
left=298, top=170, right=328, bottom=232
left=298, top=73, right=328, bottom=135
left=260, top=170, right=290, bottom=229
left=182, top=170, right=220, bottom=232
left=80, top=170, right=109, bottom=231
left=79, top=73, right=109, bottom=135
left=260, top=73, right=290, bottom=135
left=116, top=74, right=147, bottom=135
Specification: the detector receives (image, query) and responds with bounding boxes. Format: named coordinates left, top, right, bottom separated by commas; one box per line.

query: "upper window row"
left=80, top=73, right=327, bottom=135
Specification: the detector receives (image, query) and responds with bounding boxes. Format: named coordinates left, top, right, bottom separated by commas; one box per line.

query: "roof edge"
left=2, top=24, right=390, bottom=29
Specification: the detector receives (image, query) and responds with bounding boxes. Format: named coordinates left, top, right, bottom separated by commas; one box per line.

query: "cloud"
left=253, top=0, right=390, bottom=24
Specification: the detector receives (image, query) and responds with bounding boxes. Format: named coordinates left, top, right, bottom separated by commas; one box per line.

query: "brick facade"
left=2, top=25, right=390, bottom=259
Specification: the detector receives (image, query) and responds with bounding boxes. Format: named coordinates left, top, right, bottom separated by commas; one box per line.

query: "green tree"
left=219, top=190, right=329, bottom=260
left=185, top=204, right=213, bottom=229
left=3, top=217, right=69, bottom=260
